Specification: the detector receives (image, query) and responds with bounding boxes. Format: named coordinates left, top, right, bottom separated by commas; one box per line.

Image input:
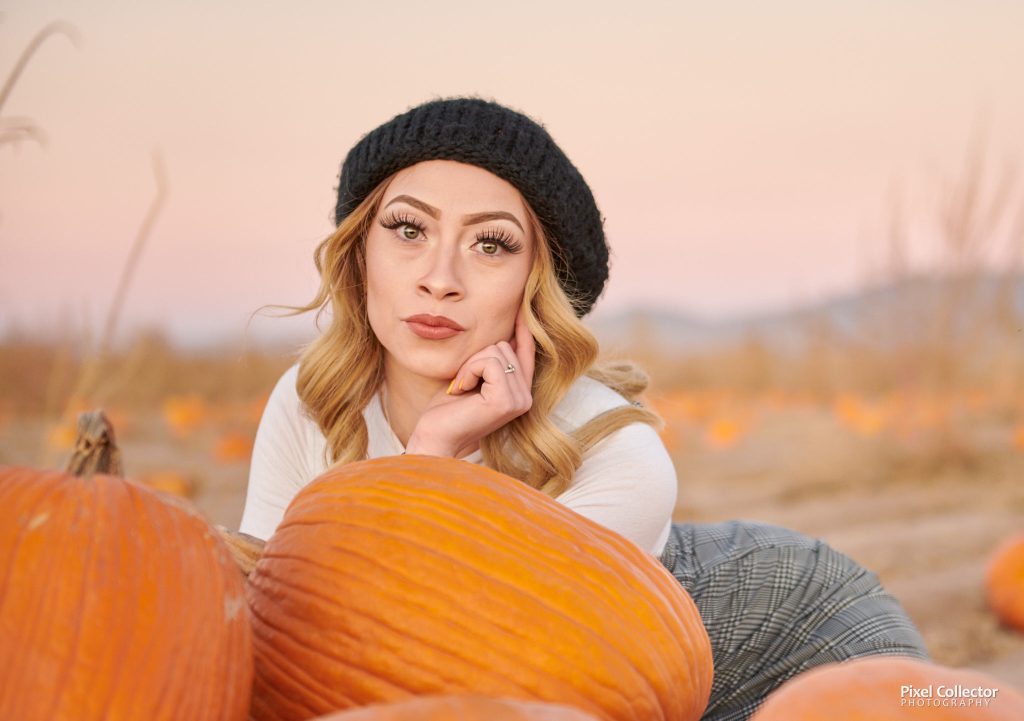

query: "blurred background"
left=2, top=0, right=1023, bottom=687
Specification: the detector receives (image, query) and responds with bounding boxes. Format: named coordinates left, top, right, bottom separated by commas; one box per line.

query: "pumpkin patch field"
left=2, top=327, right=1024, bottom=716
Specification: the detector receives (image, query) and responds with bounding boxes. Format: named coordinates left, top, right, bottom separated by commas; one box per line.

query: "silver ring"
left=504, top=363, right=517, bottom=374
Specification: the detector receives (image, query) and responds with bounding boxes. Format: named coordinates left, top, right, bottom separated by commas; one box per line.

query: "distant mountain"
left=583, top=271, right=1024, bottom=355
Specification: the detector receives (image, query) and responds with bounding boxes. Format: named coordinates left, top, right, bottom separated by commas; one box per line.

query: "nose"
left=417, top=237, right=465, bottom=301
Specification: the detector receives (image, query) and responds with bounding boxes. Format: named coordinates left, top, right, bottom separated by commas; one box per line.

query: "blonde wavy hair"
left=263, top=170, right=665, bottom=498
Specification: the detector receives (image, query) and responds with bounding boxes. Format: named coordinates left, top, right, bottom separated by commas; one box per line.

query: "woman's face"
left=364, top=159, right=534, bottom=383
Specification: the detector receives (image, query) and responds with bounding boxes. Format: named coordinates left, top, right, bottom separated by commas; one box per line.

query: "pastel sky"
left=1, top=0, right=1022, bottom=349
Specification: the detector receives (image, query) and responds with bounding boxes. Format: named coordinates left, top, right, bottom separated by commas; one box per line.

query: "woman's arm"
left=554, top=421, right=678, bottom=558
left=238, top=364, right=314, bottom=541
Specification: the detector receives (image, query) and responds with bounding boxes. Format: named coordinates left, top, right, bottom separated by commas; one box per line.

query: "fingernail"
left=447, top=379, right=455, bottom=395
left=458, top=379, right=464, bottom=391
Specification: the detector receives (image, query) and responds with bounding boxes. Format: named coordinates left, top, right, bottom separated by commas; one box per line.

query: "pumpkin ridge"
left=584, top=528, right=710, bottom=697
left=207, top=508, right=255, bottom=721
left=250, top=640, right=327, bottom=721
left=279, top=499, right=668, bottom=620
left=155, top=478, right=207, bottom=721
left=336, top=477, right=695, bottom=631
left=199, top=517, right=242, bottom=719
left=278, top=516, right=668, bottom=660
left=299, top=474, right=599, bottom=544
left=45, top=475, right=100, bottom=719
left=7, top=474, right=86, bottom=716
left=297, top=468, right=593, bottom=541
left=252, top=549, right=602, bottom=705
left=91, top=478, right=143, bottom=720
left=249, top=591, right=421, bottom=708
left=263, top=547, right=640, bottom=714
left=248, top=614, right=328, bottom=720
left=284, top=486, right=679, bottom=635
left=0, top=468, right=60, bottom=698
left=283, top=484, right=701, bottom=718
left=266, top=521, right=676, bottom=716
left=122, top=477, right=178, bottom=719
left=0, top=468, right=66, bottom=608
left=119, top=478, right=192, bottom=720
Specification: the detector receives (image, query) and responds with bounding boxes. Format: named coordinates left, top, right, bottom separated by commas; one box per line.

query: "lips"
left=403, top=314, right=465, bottom=330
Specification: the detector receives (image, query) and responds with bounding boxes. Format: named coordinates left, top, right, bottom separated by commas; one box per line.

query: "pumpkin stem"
left=64, top=409, right=265, bottom=576
left=215, top=526, right=266, bottom=576
left=65, top=409, right=124, bottom=477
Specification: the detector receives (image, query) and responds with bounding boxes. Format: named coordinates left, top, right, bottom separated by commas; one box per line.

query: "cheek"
left=472, top=276, right=526, bottom=342
left=364, top=239, right=392, bottom=329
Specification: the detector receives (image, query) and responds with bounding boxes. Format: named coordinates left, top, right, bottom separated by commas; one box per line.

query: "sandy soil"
left=671, top=406, right=1024, bottom=689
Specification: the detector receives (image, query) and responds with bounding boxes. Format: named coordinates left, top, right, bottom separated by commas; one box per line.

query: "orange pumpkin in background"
left=140, top=469, right=198, bottom=498
left=247, top=454, right=713, bottom=721
left=0, top=464, right=253, bottom=720
left=311, top=695, right=601, bottom=720
left=985, top=532, right=1024, bottom=631
left=748, top=656, right=1024, bottom=720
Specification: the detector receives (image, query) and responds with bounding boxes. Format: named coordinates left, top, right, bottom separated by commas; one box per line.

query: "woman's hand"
left=405, top=305, right=536, bottom=458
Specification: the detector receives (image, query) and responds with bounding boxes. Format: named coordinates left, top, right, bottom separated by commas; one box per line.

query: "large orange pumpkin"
left=0, top=464, right=253, bottom=720
left=247, top=454, right=712, bottom=721
left=749, top=656, right=1024, bottom=720
left=985, top=532, right=1024, bottom=631
left=311, top=694, right=601, bottom=720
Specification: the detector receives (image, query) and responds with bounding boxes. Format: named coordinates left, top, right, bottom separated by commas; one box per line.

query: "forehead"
left=383, top=160, right=527, bottom=218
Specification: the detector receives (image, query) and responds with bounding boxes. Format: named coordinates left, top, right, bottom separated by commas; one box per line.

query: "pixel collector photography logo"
left=900, top=682, right=1002, bottom=709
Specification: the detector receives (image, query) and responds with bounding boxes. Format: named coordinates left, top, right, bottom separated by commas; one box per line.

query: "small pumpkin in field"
left=749, top=656, right=1024, bottom=720
left=311, top=694, right=600, bottom=720
left=0, top=411, right=252, bottom=721
left=247, top=454, right=712, bottom=721
left=140, top=469, right=198, bottom=497
left=214, top=430, right=255, bottom=463
left=985, top=532, right=1024, bottom=631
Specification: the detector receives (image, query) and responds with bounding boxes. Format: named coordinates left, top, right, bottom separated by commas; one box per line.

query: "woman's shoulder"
left=264, top=362, right=316, bottom=427
left=551, top=373, right=632, bottom=428
left=268, top=362, right=301, bottom=406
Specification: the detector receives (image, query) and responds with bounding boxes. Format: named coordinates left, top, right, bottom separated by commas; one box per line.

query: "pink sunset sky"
left=1, top=1, right=1022, bottom=349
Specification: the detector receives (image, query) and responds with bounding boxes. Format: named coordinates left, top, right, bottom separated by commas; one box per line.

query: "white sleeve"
left=238, top=365, right=314, bottom=541
left=555, top=421, right=678, bottom=558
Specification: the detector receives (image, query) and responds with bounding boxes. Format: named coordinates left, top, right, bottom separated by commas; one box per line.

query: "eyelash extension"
left=378, top=210, right=524, bottom=255
left=476, top=227, right=524, bottom=254
left=378, top=211, right=420, bottom=232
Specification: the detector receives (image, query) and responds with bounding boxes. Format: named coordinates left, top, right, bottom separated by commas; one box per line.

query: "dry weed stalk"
left=852, top=121, right=1023, bottom=396
left=0, top=20, right=81, bottom=150
left=41, top=150, right=168, bottom=466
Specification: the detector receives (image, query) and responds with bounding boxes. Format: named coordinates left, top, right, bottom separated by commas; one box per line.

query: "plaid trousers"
left=658, top=521, right=930, bottom=721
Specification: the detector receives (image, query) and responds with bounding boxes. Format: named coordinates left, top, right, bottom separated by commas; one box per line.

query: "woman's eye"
left=378, top=212, right=426, bottom=241
left=474, top=231, right=523, bottom=257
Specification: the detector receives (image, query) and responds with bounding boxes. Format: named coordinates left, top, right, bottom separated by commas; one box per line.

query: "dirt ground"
left=5, top=404, right=1023, bottom=693
left=671, top=405, right=1024, bottom=690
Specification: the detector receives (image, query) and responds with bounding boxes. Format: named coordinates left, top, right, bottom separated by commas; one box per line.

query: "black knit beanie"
left=334, top=96, right=609, bottom=318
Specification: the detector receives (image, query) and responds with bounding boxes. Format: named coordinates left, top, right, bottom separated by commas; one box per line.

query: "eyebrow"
left=384, top=194, right=525, bottom=233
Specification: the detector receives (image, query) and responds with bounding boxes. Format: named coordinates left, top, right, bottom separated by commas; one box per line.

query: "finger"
left=493, top=341, right=527, bottom=399
left=449, top=351, right=503, bottom=394
left=452, top=352, right=524, bottom=403
left=513, top=305, right=536, bottom=381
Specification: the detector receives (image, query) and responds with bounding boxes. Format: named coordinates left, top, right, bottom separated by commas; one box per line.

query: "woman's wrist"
left=404, top=431, right=456, bottom=458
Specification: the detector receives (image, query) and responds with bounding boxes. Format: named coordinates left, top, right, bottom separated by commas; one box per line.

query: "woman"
left=239, top=96, right=678, bottom=557
left=239, top=96, right=928, bottom=720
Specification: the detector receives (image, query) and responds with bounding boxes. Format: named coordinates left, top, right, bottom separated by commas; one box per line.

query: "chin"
left=392, top=348, right=460, bottom=381
left=410, top=365, right=458, bottom=382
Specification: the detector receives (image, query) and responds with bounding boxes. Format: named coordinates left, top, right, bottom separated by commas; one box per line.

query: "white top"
left=239, top=363, right=678, bottom=557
